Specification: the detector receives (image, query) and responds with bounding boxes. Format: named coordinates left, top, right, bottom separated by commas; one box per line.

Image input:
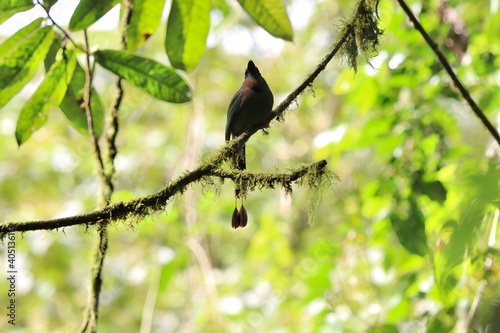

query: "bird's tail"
left=233, top=144, right=246, bottom=171
left=231, top=144, right=245, bottom=201
left=231, top=145, right=247, bottom=228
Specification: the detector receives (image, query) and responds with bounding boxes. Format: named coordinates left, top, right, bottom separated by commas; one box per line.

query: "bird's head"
left=245, top=60, right=261, bottom=78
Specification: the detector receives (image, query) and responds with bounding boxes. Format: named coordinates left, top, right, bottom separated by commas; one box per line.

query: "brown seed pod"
left=239, top=205, right=248, bottom=228
left=231, top=207, right=240, bottom=228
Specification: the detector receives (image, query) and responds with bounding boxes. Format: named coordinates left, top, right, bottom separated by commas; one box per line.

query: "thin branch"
left=82, top=29, right=110, bottom=203
left=487, top=208, right=499, bottom=249
left=227, top=25, right=354, bottom=158
left=0, top=160, right=328, bottom=233
left=79, top=227, right=107, bottom=333
left=466, top=279, right=487, bottom=329
left=106, top=1, right=134, bottom=167
left=266, top=0, right=369, bottom=125
left=36, top=0, right=81, bottom=50
left=104, top=0, right=134, bottom=183
left=268, top=25, right=353, bottom=130
left=106, top=77, right=123, bottom=174
left=396, top=0, right=500, bottom=146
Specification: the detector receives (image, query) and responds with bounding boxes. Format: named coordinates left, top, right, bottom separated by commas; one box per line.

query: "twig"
left=35, top=0, right=81, bottom=50
left=79, top=227, right=107, bottom=333
left=139, top=252, right=162, bottom=333
left=466, top=279, right=487, bottom=329
left=396, top=0, right=500, bottom=146
left=106, top=77, right=122, bottom=173
left=269, top=25, right=352, bottom=129
left=227, top=24, right=354, bottom=157
left=103, top=0, right=134, bottom=183
left=266, top=0, right=369, bottom=124
left=82, top=29, right=110, bottom=203
left=487, top=208, right=499, bottom=248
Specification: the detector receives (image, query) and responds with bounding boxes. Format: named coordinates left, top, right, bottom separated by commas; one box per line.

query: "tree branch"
left=228, top=24, right=354, bottom=160
left=396, top=0, right=500, bottom=146
left=83, top=29, right=110, bottom=205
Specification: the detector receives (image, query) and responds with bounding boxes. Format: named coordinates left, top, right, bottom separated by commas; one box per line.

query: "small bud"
left=231, top=207, right=240, bottom=228
left=239, top=205, right=248, bottom=227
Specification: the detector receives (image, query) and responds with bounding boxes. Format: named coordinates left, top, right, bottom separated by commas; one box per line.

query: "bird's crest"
left=245, top=60, right=261, bottom=78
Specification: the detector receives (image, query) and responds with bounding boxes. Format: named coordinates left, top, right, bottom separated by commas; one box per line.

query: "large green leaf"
left=165, top=0, right=210, bottom=71
left=0, top=0, right=33, bottom=23
left=0, top=18, right=54, bottom=108
left=127, top=0, right=165, bottom=52
left=44, top=36, right=104, bottom=136
left=69, top=0, right=119, bottom=31
left=94, top=49, right=191, bottom=103
left=237, top=0, right=293, bottom=41
left=15, top=50, right=77, bottom=145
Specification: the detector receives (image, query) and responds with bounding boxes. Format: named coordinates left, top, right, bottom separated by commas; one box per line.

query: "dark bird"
left=225, top=60, right=274, bottom=228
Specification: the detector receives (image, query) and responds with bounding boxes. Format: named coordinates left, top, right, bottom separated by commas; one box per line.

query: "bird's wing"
left=225, top=87, right=251, bottom=141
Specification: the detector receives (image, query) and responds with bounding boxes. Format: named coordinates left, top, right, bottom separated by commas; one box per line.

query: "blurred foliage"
left=0, top=0, right=499, bottom=332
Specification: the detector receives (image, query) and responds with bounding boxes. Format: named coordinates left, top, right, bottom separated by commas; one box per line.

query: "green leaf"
left=44, top=35, right=104, bottom=137
left=59, top=63, right=105, bottom=137
left=390, top=199, right=428, bottom=256
left=412, top=170, right=447, bottom=204
left=15, top=50, right=77, bottom=145
left=442, top=165, right=500, bottom=270
left=69, top=0, right=119, bottom=31
left=43, top=35, right=104, bottom=136
left=44, top=33, right=63, bottom=71
left=126, top=0, right=165, bottom=52
left=213, top=0, right=231, bottom=17
left=0, top=18, right=54, bottom=108
left=94, top=49, right=191, bottom=103
left=369, top=325, right=400, bottom=333
left=165, top=0, right=210, bottom=71
left=0, top=0, right=33, bottom=23
left=237, top=0, right=293, bottom=41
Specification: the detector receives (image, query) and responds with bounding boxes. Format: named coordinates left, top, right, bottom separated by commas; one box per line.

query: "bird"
left=225, top=60, right=274, bottom=228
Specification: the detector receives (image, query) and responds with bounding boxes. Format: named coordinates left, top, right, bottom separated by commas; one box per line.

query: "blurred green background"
left=0, top=0, right=499, bottom=332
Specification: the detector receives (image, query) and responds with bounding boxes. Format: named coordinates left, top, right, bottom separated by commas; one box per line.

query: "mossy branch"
left=0, top=160, right=329, bottom=234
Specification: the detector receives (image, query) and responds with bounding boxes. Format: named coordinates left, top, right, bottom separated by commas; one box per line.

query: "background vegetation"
left=0, top=0, right=499, bottom=332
